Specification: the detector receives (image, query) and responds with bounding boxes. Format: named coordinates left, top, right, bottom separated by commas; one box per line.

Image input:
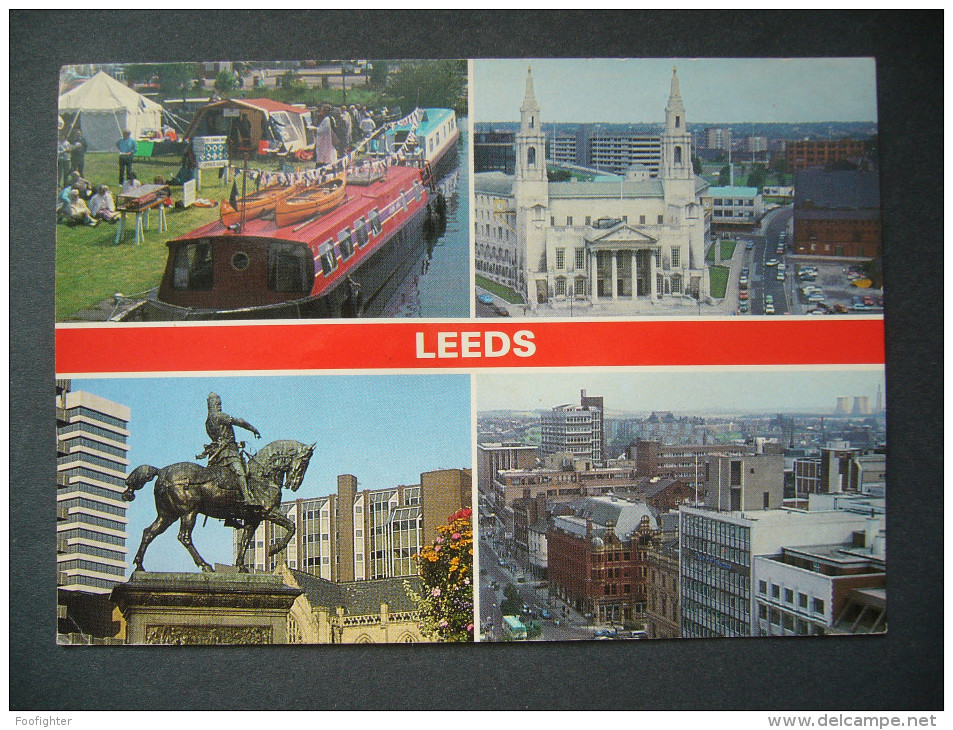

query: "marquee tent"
left=185, top=98, right=313, bottom=156
left=58, top=71, right=165, bottom=151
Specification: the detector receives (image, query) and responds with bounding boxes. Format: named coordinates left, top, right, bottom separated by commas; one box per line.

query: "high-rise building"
left=56, top=380, right=130, bottom=596
left=679, top=505, right=874, bottom=638
left=704, top=452, right=785, bottom=512
left=240, top=468, right=471, bottom=581
left=539, top=389, right=604, bottom=465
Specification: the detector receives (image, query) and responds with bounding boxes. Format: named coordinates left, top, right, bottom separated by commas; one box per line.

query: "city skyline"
left=71, top=374, right=472, bottom=574
left=476, top=368, right=886, bottom=415
left=472, top=58, right=879, bottom=124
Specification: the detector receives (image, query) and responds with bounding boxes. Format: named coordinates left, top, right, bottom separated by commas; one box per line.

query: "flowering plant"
left=411, top=507, right=474, bottom=642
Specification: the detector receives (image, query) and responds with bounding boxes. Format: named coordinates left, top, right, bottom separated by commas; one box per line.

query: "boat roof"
left=173, top=165, right=423, bottom=247
left=397, top=108, right=454, bottom=137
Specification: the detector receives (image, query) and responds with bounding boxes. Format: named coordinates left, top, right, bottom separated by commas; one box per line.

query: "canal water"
left=383, top=116, right=470, bottom=318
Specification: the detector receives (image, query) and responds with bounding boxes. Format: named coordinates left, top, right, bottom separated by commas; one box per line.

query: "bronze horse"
left=123, top=439, right=315, bottom=573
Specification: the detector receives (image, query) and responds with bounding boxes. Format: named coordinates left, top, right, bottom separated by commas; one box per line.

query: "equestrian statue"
left=123, top=393, right=315, bottom=574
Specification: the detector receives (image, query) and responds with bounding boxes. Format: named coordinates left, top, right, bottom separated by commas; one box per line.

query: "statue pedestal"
left=110, top=572, right=301, bottom=645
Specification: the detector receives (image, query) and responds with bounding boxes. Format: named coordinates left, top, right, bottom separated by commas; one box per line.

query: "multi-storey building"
left=56, top=380, right=130, bottom=596
left=477, top=441, right=538, bottom=500
left=474, top=67, right=712, bottom=311
left=784, top=138, right=869, bottom=171
left=793, top=442, right=886, bottom=499
left=792, top=169, right=881, bottom=259
left=646, top=536, right=681, bottom=639
left=704, top=127, right=732, bottom=152
left=754, top=527, right=886, bottom=637
left=473, top=129, right=516, bottom=174
left=548, top=495, right=656, bottom=624
left=704, top=186, right=764, bottom=227
left=679, top=506, right=875, bottom=638
left=612, top=412, right=708, bottom=446
left=539, top=389, right=604, bottom=464
left=628, top=439, right=749, bottom=485
left=547, top=126, right=663, bottom=177
left=240, top=468, right=471, bottom=581
left=705, top=452, right=785, bottom=512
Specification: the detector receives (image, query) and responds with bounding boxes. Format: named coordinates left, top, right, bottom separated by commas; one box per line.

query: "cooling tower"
left=834, top=396, right=851, bottom=415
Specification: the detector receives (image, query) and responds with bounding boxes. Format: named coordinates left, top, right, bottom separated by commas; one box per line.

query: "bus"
left=501, top=615, right=527, bottom=640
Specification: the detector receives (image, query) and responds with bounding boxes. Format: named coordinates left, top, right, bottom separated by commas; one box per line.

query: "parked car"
left=594, top=628, right=618, bottom=639
left=765, top=258, right=779, bottom=267
left=739, top=290, right=749, bottom=300
left=834, top=304, right=849, bottom=313
left=862, top=295, right=875, bottom=306
left=765, top=303, right=776, bottom=314
left=477, top=293, right=494, bottom=305
left=746, top=240, right=755, bottom=250
left=777, top=270, right=785, bottom=281
left=739, top=300, right=749, bottom=313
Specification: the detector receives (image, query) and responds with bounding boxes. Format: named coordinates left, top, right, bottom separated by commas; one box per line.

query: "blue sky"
left=472, top=58, right=878, bottom=124
left=476, top=368, right=886, bottom=415
left=71, top=374, right=471, bottom=574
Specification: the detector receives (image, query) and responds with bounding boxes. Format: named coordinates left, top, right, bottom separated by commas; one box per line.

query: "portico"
left=586, top=224, right=659, bottom=303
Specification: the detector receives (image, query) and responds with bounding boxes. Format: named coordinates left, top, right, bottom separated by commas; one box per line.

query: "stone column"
left=631, top=250, right=638, bottom=300
left=649, top=250, right=658, bottom=299
left=590, top=251, right=598, bottom=303
left=610, top=250, right=619, bottom=300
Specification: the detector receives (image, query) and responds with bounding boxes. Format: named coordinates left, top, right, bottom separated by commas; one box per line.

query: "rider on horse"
left=197, top=393, right=265, bottom=513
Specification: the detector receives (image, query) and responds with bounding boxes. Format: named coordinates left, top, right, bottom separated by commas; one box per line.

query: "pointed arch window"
left=527, top=147, right=536, bottom=166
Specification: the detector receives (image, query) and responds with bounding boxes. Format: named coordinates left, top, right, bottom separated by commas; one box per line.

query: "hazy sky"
left=476, top=367, right=886, bottom=414
left=472, top=58, right=878, bottom=124
left=72, top=374, right=471, bottom=574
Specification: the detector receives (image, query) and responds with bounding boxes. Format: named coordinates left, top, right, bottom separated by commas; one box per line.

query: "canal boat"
left=273, top=173, right=347, bottom=228
left=120, top=164, right=443, bottom=320
left=387, top=108, right=460, bottom=183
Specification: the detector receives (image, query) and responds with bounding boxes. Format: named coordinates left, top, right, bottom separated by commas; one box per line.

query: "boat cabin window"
left=412, top=181, right=423, bottom=202
left=399, top=191, right=408, bottom=213
left=318, top=239, right=337, bottom=276
left=171, top=241, right=214, bottom=291
left=354, top=218, right=369, bottom=247
left=368, top=209, right=382, bottom=236
left=268, top=241, right=313, bottom=293
left=338, top=227, right=354, bottom=260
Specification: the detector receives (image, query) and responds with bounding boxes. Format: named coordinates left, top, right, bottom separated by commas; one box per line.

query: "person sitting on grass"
left=69, top=170, right=93, bottom=201
left=89, top=184, right=120, bottom=222
left=62, top=189, right=98, bottom=227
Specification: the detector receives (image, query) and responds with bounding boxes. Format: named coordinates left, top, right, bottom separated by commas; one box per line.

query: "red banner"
left=55, top=318, right=885, bottom=374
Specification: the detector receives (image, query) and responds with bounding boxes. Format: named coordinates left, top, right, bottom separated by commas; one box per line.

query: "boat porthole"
left=231, top=252, right=250, bottom=271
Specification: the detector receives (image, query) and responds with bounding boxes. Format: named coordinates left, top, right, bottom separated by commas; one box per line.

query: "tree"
left=718, top=165, right=731, bottom=186
left=214, top=70, right=237, bottom=95
left=369, top=61, right=389, bottom=86
left=746, top=163, right=767, bottom=190
left=385, top=59, right=467, bottom=113
left=156, top=63, right=196, bottom=99
left=692, top=155, right=703, bottom=175
left=500, top=583, right=522, bottom=617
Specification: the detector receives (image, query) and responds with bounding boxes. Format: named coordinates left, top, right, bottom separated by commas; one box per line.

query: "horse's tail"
left=123, top=464, right=160, bottom=501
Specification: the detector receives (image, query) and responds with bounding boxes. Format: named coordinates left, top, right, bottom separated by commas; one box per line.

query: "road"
left=478, top=538, right=591, bottom=642
left=745, top=206, right=793, bottom=316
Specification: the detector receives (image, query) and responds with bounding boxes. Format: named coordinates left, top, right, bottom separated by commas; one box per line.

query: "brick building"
left=477, top=442, right=538, bottom=501
left=547, top=495, right=656, bottom=625
left=784, top=138, right=869, bottom=171
left=792, top=169, right=881, bottom=259
left=628, top=439, right=749, bottom=484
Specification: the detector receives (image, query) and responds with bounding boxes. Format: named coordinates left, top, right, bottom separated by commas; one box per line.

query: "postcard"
left=53, top=57, right=886, bottom=647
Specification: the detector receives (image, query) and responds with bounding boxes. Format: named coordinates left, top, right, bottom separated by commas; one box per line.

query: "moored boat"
left=273, top=173, right=347, bottom=229
left=388, top=108, right=460, bottom=183
left=122, top=164, right=444, bottom=320
left=220, top=183, right=297, bottom=227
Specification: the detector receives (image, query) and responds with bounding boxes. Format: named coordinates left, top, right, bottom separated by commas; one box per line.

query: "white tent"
left=58, top=71, right=164, bottom=151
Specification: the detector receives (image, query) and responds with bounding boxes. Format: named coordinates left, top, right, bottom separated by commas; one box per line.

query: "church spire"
left=669, top=66, right=681, bottom=102
left=522, top=66, right=539, bottom=114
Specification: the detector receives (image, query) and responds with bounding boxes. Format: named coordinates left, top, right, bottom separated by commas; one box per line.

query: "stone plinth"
left=111, top=572, right=301, bottom=645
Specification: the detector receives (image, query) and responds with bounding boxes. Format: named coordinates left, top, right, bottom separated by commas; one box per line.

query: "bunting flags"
left=225, top=108, right=427, bottom=189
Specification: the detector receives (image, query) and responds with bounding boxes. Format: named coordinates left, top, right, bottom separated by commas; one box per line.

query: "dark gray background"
left=11, top=10, right=942, bottom=711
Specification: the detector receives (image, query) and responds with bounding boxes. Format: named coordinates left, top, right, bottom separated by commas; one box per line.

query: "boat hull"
left=220, top=184, right=296, bottom=227
left=124, top=202, right=439, bottom=321
left=274, top=181, right=347, bottom=229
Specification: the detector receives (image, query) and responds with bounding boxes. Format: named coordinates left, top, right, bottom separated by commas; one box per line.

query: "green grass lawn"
left=705, top=239, right=737, bottom=265
left=56, top=151, right=291, bottom=320
left=475, top=275, right=525, bottom=304
left=709, top=265, right=729, bottom=298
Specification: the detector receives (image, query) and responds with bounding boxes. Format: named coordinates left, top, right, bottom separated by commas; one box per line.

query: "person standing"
left=116, top=129, right=137, bottom=185
left=57, top=136, right=73, bottom=188
left=69, top=131, right=87, bottom=178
